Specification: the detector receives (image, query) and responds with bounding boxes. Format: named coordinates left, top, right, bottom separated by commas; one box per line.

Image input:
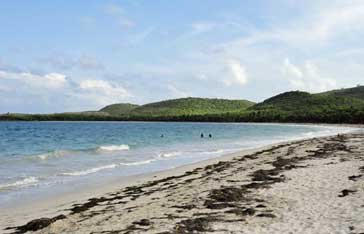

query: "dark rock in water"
left=9, top=215, right=66, bottom=233
left=132, top=219, right=152, bottom=226
left=338, top=189, right=357, bottom=197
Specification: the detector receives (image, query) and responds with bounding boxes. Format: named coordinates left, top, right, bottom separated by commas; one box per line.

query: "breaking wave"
left=60, top=164, right=117, bottom=176
left=0, top=177, right=39, bottom=191
left=158, top=151, right=182, bottom=158
left=97, top=144, right=130, bottom=152
left=119, top=159, right=154, bottom=166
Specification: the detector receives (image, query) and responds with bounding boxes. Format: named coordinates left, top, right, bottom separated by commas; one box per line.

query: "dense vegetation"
left=244, top=90, right=364, bottom=123
left=126, top=97, right=254, bottom=116
left=100, top=103, right=139, bottom=115
left=1, top=86, right=364, bottom=124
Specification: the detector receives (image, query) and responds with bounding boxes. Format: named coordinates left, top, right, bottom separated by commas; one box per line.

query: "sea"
left=0, top=121, right=355, bottom=207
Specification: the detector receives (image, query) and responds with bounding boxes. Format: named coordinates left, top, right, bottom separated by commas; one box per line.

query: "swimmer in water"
left=201, top=133, right=204, bottom=138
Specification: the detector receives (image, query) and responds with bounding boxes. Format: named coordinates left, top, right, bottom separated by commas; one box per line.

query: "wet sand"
left=2, top=132, right=364, bottom=234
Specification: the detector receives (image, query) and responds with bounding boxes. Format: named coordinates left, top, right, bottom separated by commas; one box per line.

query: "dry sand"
left=2, top=132, right=364, bottom=234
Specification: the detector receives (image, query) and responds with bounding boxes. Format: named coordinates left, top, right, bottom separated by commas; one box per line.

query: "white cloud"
left=79, top=79, right=130, bottom=98
left=223, top=60, right=248, bottom=87
left=281, top=59, right=337, bottom=92
left=167, top=84, right=189, bottom=98
left=225, top=1, right=364, bottom=49
left=0, top=70, right=67, bottom=89
left=0, top=69, right=132, bottom=112
left=282, top=58, right=303, bottom=78
left=196, top=74, right=208, bottom=80
left=103, top=3, right=135, bottom=29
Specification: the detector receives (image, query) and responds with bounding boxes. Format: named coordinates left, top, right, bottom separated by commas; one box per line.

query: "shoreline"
left=1, top=125, right=363, bottom=233
left=0, top=138, right=302, bottom=229
left=1, top=123, right=355, bottom=209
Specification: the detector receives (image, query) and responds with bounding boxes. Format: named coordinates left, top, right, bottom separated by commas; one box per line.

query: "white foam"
left=119, top=159, right=154, bottom=166
left=61, top=164, right=117, bottom=176
left=97, top=144, right=130, bottom=152
left=158, top=151, right=182, bottom=158
left=200, top=149, right=226, bottom=155
left=35, top=150, right=70, bottom=160
left=0, top=177, right=39, bottom=190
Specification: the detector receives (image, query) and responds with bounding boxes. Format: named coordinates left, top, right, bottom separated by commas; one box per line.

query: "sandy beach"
left=2, top=131, right=364, bottom=234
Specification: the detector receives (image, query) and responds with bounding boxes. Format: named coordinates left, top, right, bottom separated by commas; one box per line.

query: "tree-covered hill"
left=100, top=103, right=139, bottom=115
left=98, top=97, right=255, bottom=117
left=319, top=85, right=364, bottom=100
left=1, top=86, right=364, bottom=124
left=128, top=97, right=254, bottom=117
left=245, top=87, right=364, bottom=123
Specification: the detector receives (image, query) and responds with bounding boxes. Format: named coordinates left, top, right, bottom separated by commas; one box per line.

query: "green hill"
left=245, top=87, right=364, bottom=123
left=319, top=85, right=364, bottom=100
left=100, top=103, right=139, bottom=115
left=128, top=97, right=255, bottom=117
left=1, top=86, right=364, bottom=124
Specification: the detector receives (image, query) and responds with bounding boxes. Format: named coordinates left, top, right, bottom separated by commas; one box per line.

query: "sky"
left=1, top=0, right=364, bottom=113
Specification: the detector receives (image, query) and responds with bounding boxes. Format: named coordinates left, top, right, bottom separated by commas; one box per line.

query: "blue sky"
left=1, top=0, right=364, bottom=113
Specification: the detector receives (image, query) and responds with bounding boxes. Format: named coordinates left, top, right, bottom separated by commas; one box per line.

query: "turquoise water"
left=0, top=122, right=353, bottom=206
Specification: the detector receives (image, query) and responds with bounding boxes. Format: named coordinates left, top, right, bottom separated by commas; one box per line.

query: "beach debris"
left=132, top=219, right=152, bottom=226
left=338, top=189, right=357, bottom=197
left=226, top=207, right=256, bottom=217
left=172, top=203, right=196, bottom=210
left=256, top=213, right=276, bottom=218
left=204, top=186, right=247, bottom=209
left=348, top=175, right=362, bottom=181
left=7, top=215, right=66, bottom=233
left=173, top=216, right=216, bottom=233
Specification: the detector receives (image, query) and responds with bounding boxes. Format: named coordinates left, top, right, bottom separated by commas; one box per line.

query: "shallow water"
left=0, top=121, right=354, bottom=207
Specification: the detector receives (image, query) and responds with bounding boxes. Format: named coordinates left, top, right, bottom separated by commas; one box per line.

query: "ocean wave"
left=60, top=164, right=117, bottom=176
left=158, top=151, right=182, bottom=158
left=33, top=144, right=130, bottom=161
left=34, top=150, right=72, bottom=160
left=302, top=131, right=315, bottom=137
left=0, top=177, right=39, bottom=190
left=199, top=149, right=226, bottom=155
left=119, top=159, right=154, bottom=166
left=97, top=144, right=130, bottom=152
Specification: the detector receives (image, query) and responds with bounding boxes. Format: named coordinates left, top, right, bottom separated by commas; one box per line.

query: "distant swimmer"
left=201, top=133, right=204, bottom=138
left=160, top=134, right=164, bottom=138
left=209, top=134, right=212, bottom=138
